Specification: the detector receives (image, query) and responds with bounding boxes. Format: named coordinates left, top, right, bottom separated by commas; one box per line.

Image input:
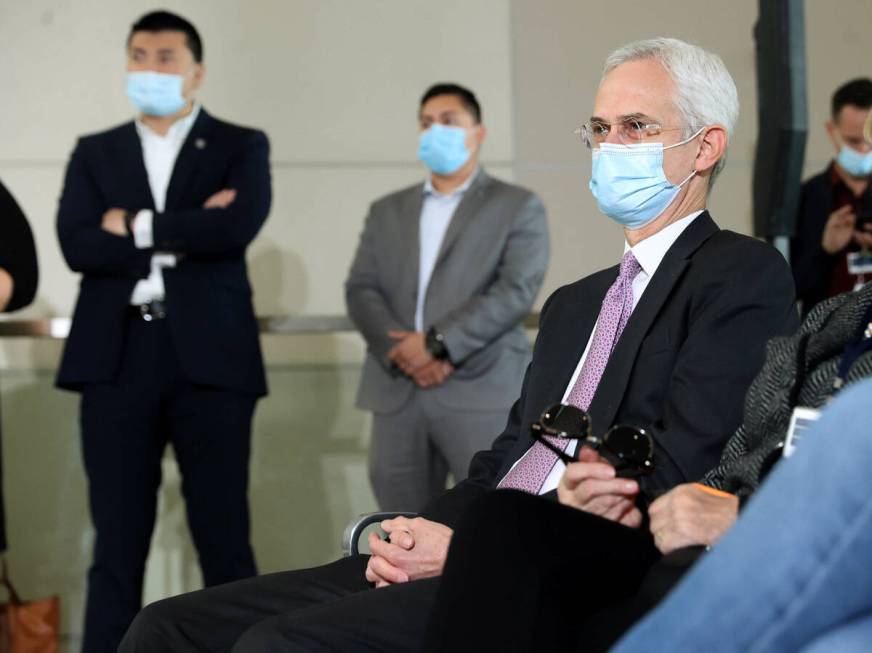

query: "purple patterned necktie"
left=499, top=251, right=643, bottom=493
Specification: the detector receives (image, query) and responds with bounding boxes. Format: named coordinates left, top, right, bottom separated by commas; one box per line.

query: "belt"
left=127, top=300, right=168, bottom=321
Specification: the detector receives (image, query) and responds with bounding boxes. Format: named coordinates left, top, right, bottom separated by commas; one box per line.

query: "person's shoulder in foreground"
left=612, top=374, right=872, bottom=653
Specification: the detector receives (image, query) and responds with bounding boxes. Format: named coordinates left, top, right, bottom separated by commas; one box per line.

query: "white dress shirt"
left=129, top=104, right=201, bottom=305
left=500, top=210, right=704, bottom=494
left=414, top=171, right=477, bottom=331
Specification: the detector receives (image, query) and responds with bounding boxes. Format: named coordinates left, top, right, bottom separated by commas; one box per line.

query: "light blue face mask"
left=126, top=71, right=187, bottom=117
left=418, top=124, right=471, bottom=175
left=589, top=127, right=704, bottom=230
left=836, top=144, right=872, bottom=178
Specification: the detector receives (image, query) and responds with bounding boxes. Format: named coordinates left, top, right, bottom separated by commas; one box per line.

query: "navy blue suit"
left=56, top=108, right=271, bottom=653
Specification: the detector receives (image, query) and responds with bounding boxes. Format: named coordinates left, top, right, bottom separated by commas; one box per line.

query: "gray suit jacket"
left=346, top=169, right=549, bottom=414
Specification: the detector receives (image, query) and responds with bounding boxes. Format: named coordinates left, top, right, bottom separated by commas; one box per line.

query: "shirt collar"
left=623, top=210, right=704, bottom=278
left=135, top=103, right=201, bottom=142
left=424, top=167, right=479, bottom=198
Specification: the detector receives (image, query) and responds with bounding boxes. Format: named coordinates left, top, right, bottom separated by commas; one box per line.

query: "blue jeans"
left=611, top=378, right=872, bottom=653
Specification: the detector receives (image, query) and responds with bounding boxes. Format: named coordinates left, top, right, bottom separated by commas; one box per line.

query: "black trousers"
left=120, top=490, right=694, bottom=653
left=80, top=316, right=257, bottom=653
left=120, top=555, right=440, bottom=652
left=424, top=490, right=695, bottom=653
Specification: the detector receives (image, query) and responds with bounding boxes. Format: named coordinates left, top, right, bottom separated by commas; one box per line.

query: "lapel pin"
left=194, top=138, right=207, bottom=150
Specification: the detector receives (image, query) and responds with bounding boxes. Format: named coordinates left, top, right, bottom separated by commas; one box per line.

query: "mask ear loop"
left=676, top=169, right=696, bottom=188
left=663, top=125, right=707, bottom=150
left=666, top=126, right=707, bottom=189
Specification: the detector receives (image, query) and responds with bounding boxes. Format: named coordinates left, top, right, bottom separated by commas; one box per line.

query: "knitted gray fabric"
left=703, top=283, right=872, bottom=498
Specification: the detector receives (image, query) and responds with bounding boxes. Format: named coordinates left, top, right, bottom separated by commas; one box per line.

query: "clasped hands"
left=558, top=446, right=738, bottom=554
left=365, top=516, right=453, bottom=588
left=387, top=330, right=453, bottom=388
left=100, top=188, right=237, bottom=236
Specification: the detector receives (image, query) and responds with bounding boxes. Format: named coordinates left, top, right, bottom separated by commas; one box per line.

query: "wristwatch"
left=425, top=327, right=451, bottom=362
left=123, top=210, right=137, bottom=238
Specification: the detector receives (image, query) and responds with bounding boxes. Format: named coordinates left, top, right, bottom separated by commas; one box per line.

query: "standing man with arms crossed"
left=56, top=11, right=271, bottom=652
left=346, top=83, right=549, bottom=511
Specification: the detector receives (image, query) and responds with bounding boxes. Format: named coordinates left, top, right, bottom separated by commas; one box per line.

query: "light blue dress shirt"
left=415, top=170, right=478, bottom=331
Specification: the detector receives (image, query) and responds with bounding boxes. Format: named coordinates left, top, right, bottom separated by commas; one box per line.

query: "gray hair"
left=603, top=37, right=739, bottom=185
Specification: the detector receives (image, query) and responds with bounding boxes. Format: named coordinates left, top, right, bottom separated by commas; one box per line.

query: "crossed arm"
left=57, top=131, right=271, bottom=275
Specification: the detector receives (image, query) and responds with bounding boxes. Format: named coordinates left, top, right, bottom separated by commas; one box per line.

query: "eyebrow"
left=589, top=112, right=659, bottom=124
left=130, top=46, right=178, bottom=56
left=419, top=109, right=461, bottom=122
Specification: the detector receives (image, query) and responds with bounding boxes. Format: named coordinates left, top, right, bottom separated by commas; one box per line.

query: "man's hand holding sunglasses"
left=557, top=446, right=643, bottom=527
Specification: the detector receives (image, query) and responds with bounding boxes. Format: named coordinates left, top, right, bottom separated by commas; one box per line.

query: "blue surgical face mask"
left=418, top=124, right=471, bottom=175
left=126, top=71, right=188, bottom=117
left=589, top=127, right=704, bottom=230
left=836, top=144, right=872, bottom=178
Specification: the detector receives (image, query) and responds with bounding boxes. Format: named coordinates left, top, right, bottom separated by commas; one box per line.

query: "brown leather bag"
left=0, top=560, right=59, bottom=653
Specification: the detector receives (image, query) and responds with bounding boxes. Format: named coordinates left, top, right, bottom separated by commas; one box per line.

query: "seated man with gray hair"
left=121, top=37, right=798, bottom=653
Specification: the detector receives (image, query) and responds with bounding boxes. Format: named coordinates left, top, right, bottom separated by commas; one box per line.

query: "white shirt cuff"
left=132, top=209, right=154, bottom=249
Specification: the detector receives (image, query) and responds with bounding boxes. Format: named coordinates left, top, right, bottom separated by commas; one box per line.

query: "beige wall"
left=2, top=0, right=871, bottom=327
left=803, top=0, right=872, bottom=174
left=511, top=0, right=872, bottom=294
left=0, top=0, right=870, bottom=647
left=0, top=0, right=514, bottom=326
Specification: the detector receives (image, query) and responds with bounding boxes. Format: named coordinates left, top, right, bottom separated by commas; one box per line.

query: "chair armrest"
left=341, top=511, right=418, bottom=557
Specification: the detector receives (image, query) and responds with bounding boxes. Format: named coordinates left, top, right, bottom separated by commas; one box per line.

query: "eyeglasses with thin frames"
left=574, top=117, right=695, bottom=150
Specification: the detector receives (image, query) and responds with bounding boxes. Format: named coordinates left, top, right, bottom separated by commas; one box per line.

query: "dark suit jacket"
left=0, top=178, right=38, bottom=552
left=0, top=179, right=38, bottom=312
left=791, top=165, right=872, bottom=313
left=422, top=213, right=800, bottom=528
left=56, top=109, right=271, bottom=396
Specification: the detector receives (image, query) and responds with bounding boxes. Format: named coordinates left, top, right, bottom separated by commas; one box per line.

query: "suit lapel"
left=399, top=184, right=424, bottom=323
left=115, top=123, right=155, bottom=210
left=587, top=212, right=720, bottom=435
left=164, top=109, right=215, bottom=211
left=433, top=170, right=490, bottom=267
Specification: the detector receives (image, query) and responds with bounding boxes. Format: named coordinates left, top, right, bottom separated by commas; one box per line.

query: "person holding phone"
left=792, top=78, right=872, bottom=315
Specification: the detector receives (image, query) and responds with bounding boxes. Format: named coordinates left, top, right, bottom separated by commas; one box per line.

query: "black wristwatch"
left=425, top=327, right=451, bottom=361
left=123, top=210, right=137, bottom=238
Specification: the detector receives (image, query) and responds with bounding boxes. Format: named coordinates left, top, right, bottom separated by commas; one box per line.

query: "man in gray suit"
left=346, top=83, right=549, bottom=511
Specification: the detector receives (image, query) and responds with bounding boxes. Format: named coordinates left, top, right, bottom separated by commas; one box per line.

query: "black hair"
left=832, top=78, right=872, bottom=120
left=420, top=83, right=482, bottom=123
left=128, top=10, right=203, bottom=63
